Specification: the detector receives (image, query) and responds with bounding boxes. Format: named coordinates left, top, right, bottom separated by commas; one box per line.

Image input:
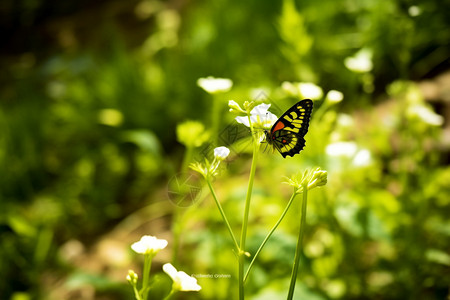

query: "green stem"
left=171, top=207, right=181, bottom=265
left=141, top=254, right=153, bottom=300
left=162, top=288, right=177, bottom=300
left=206, top=179, right=239, bottom=251
left=312, top=100, right=330, bottom=122
left=173, top=145, right=194, bottom=263
left=211, top=96, right=220, bottom=145
left=181, top=146, right=194, bottom=174
left=239, top=126, right=259, bottom=300
left=133, top=284, right=143, bottom=300
left=287, top=185, right=308, bottom=300
left=244, top=191, right=297, bottom=282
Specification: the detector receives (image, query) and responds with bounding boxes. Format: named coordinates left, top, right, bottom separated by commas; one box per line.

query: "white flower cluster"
left=229, top=100, right=278, bottom=130
left=129, top=235, right=202, bottom=294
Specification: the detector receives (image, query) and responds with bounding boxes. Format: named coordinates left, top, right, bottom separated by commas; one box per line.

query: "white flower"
left=131, top=235, right=168, bottom=255
left=352, top=149, right=372, bottom=167
left=197, top=76, right=233, bottom=94
left=326, top=90, right=344, bottom=103
left=326, top=142, right=373, bottom=167
left=281, top=81, right=324, bottom=100
left=235, top=103, right=278, bottom=129
left=191, top=148, right=229, bottom=178
left=163, top=263, right=202, bottom=292
left=298, top=82, right=323, bottom=100
left=326, top=141, right=358, bottom=158
left=408, top=104, right=444, bottom=126
left=344, top=48, right=373, bottom=73
left=214, top=146, right=230, bottom=160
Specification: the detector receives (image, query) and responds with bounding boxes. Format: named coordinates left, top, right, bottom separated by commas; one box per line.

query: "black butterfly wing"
left=269, top=99, right=313, bottom=158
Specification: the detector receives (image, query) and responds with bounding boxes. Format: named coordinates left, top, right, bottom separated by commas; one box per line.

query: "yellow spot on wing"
left=280, top=136, right=297, bottom=152
left=284, top=115, right=293, bottom=122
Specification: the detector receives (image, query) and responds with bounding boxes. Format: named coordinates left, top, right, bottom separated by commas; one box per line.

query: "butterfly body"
left=265, top=99, right=313, bottom=158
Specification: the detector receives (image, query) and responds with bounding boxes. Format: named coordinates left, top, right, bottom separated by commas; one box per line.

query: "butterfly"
left=264, top=99, right=313, bottom=158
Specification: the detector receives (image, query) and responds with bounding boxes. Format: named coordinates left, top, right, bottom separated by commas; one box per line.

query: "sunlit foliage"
left=1, top=0, right=449, bottom=299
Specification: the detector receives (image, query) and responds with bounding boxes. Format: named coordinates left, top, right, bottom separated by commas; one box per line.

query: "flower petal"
left=163, top=263, right=202, bottom=292
left=131, top=235, right=168, bottom=255
left=261, top=111, right=278, bottom=129
left=197, top=76, right=233, bottom=94
left=326, top=90, right=344, bottom=103
left=353, top=149, right=372, bottom=167
left=177, top=271, right=202, bottom=291
left=326, top=142, right=357, bottom=157
left=235, top=102, right=279, bottom=131
left=235, top=116, right=250, bottom=127
left=298, top=83, right=323, bottom=100
left=163, top=263, right=178, bottom=278
left=214, top=146, right=230, bottom=160
left=344, top=49, right=373, bottom=73
left=250, top=103, right=271, bottom=115
left=408, top=104, right=444, bottom=126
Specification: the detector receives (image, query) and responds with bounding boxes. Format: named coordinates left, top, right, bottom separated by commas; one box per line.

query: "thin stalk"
left=181, top=146, right=194, bottom=174
left=312, top=100, right=330, bottom=122
left=239, top=122, right=259, bottom=300
left=162, top=289, right=176, bottom=300
left=171, top=208, right=181, bottom=264
left=173, top=145, right=194, bottom=263
left=238, top=252, right=245, bottom=300
left=211, top=96, right=220, bottom=145
left=133, top=284, right=143, bottom=300
left=287, top=186, right=308, bottom=300
left=206, top=179, right=239, bottom=251
left=141, top=254, right=153, bottom=300
left=244, top=191, right=297, bottom=282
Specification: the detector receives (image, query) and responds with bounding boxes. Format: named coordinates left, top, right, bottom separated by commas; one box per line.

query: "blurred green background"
left=1, top=0, right=449, bottom=299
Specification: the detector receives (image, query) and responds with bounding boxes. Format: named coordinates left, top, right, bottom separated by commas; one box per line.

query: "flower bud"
left=127, top=270, right=138, bottom=285
left=214, top=146, right=230, bottom=161
left=228, top=100, right=246, bottom=114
